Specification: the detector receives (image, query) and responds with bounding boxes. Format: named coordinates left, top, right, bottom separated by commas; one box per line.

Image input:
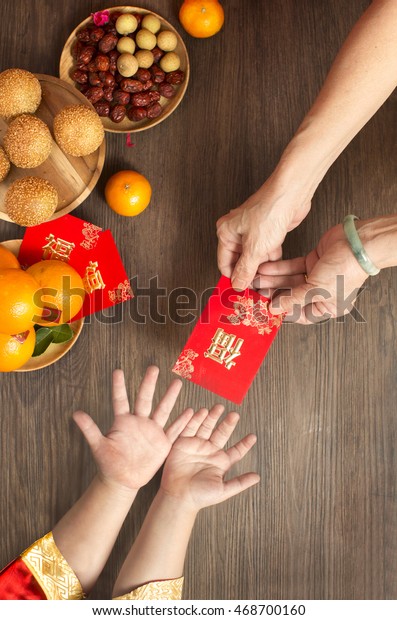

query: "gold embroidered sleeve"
left=113, top=577, right=184, bottom=600
left=21, top=532, right=84, bottom=600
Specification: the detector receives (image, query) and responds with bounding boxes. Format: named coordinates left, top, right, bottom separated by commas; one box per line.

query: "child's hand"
left=160, top=405, right=260, bottom=511
left=73, top=366, right=194, bottom=494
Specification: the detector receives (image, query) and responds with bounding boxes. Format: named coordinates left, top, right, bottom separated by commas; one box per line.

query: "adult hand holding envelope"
left=216, top=0, right=397, bottom=319
left=254, top=216, right=397, bottom=324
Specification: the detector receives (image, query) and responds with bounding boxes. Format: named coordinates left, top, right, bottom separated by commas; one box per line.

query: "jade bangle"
left=343, top=214, right=380, bottom=276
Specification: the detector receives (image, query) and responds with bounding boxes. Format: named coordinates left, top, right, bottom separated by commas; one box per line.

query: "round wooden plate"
left=59, top=6, right=190, bottom=133
left=0, top=74, right=105, bottom=224
left=1, top=240, right=84, bottom=372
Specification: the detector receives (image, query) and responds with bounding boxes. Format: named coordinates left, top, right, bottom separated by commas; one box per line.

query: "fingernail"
left=231, top=279, right=246, bottom=292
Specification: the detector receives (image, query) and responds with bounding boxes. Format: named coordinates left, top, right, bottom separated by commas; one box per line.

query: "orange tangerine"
left=0, top=245, right=20, bottom=269
left=0, top=268, right=39, bottom=334
left=179, top=0, right=224, bottom=38
left=105, top=170, right=152, bottom=217
left=26, top=260, right=85, bottom=326
left=0, top=329, right=35, bottom=372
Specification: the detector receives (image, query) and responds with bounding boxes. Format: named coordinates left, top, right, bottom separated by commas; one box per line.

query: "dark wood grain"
left=1, top=0, right=396, bottom=601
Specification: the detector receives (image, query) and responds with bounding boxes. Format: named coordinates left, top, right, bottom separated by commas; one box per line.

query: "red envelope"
left=18, top=214, right=133, bottom=321
left=172, top=276, right=283, bottom=404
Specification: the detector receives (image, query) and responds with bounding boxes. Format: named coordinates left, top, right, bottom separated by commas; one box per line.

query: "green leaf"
left=32, top=328, right=53, bottom=357
left=50, top=324, right=74, bottom=344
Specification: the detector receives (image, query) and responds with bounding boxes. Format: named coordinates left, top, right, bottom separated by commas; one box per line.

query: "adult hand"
left=255, top=223, right=369, bottom=324
left=160, top=405, right=260, bottom=511
left=73, top=366, right=194, bottom=494
left=216, top=178, right=312, bottom=291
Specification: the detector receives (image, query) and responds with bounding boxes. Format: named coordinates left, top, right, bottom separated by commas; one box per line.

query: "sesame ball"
left=0, top=147, right=10, bottom=182
left=53, top=104, right=104, bottom=157
left=0, top=69, right=42, bottom=120
left=5, top=176, right=58, bottom=227
left=4, top=114, right=52, bottom=168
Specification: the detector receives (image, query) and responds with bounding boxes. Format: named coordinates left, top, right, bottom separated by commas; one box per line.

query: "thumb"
left=231, top=251, right=260, bottom=291
left=73, top=410, right=103, bottom=453
left=270, top=283, right=311, bottom=316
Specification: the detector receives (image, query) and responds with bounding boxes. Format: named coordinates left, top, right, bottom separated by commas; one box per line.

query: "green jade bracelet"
left=343, top=214, right=380, bottom=276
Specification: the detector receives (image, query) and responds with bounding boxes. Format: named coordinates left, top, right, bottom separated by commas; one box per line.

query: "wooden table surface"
left=1, top=0, right=397, bottom=600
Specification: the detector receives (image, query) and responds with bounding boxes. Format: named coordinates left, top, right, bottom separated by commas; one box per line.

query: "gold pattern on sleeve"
left=21, top=532, right=84, bottom=600
left=113, top=577, right=184, bottom=600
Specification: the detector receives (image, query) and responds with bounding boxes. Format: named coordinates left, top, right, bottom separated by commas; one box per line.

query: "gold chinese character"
left=42, top=234, right=75, bottom=262
left=83, top=261, right=106, bottom=293
left=204, top=328, right=244, bottom=370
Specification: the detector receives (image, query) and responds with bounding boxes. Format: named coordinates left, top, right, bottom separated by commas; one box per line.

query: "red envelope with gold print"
left=18, top=214, right=133, bottom=321
left=172, top=276, right=282, bottom=404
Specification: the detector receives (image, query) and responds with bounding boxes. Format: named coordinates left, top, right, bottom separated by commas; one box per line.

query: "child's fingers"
left=166, top=407, right=195, bottom=443
left=72, top=411, right=103, bottom=452
left=152, top=379, right=183, bottom=427
left=210, top=412, right=240, bottom=449
left=225, top=433, right=257, bottom=466
left=112, top=369, right=130, bottom=416
left=196, top=404, right=225, bottom=440
left=134, top=366, right=160, bottom=417
left=180, top=408, right=209, bottom=437
left=221, top=472, right=260, bottom=502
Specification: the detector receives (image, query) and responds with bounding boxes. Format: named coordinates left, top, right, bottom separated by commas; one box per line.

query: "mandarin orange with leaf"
left=26, top=260, right=85, bottom=326
left=0, top=329, right=35, bottom=372
left=179, top=0, right=224, bottom=38
left=0, top=268, right=39, bottom=335
left=105, top=170, right=152, bottom=217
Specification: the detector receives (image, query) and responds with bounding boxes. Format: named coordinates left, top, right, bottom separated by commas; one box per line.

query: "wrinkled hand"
left=161, top=405, right=260, bottom=511
left=73, top=366, right=194, bottom=493
left=217, top=179, right=311, bottom=291
left=255, top=224, right=369, bottom=323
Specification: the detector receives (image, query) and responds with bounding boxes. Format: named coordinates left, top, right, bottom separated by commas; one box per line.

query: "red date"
left=72, top=69, right=88, bottom=84
left=73, top=40, right=84, bottom=60
left=77, top=28, right=92, bottom=42
left=113, top=90, right=130, bottom=105
left=131, top=92, right=152, bottom=107
left=151, top=46, right=164, bottom=63
left=150, top=65, right=165, bottom=84
left=120, top=79, right=144, bottom=93
left=99, top=71, right=115, bottom=87
left=149, top=91, right=161, bottom=103
left=78, top=45, right=96, bottom=65
left=90, top=27, right=105, bottom=42
left=159, top=83, right=175, bottom=99
left=110, top=11, right=122, bottom=23
left=95, top=54, right=110, bottom=72
left=135, top=68, right=151, bottom=83
left=94, top=102, right=110, bottom=117
left=165, top=70, right=185, bottom=85
left=84, top=86, right=104, bottom=103
left=89, top=72, right=102, bottom=86
left=103, top=87, right=114, bottom=102
left=147, top=102, right=162, bottom=119
left=127, top=107, right=148, bottom=122
left=110, top=104, right=126, bottom=123
left=99, top=33, right=118, bottom=53
left=141, top=79, right=154, bottom=91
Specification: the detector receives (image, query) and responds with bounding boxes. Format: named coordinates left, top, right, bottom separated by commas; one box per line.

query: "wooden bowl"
left=1, top=240, right=84, bottom=372
left=59, top=6, right=190, bottom=133
left=0, top=74, right=105, bottom=224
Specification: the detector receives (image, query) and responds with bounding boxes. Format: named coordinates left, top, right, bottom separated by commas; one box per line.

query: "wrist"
left=156, top=487, right=199, bottom=520
left=95, top=474, right=138, bottom=504
left=356, top=216, right=397, bottom=270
